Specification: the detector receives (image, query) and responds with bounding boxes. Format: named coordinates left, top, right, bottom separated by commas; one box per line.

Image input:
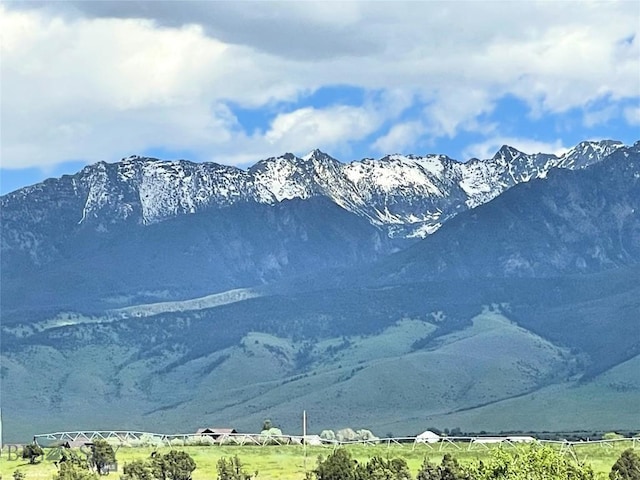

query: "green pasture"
left=1, top=441, right=637, bottom=480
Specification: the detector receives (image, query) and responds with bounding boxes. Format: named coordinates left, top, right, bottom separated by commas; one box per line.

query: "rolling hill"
left=1, top=140, right=639, bottom=441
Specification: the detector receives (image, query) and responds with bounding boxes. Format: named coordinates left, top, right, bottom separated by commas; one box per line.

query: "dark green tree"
left=150, top=451, right=196, bottom=480
left=439, top=454, right=467, bottom=480
left=416, top=458, right=439, bottom=480
left=13, top=471, right=26, bottom=480
left=314, top=449, right=359, bottom=480
left=90, top=440, right=116, bottom=475
left=362, top=456, right=412, bottom=480
left=60, top=450, right=90, bottom=469
left=22, top=444, right=44, bottom=464
left=120, top=460, right=154, bottom=480
left=216, top=456, right=256, bottom=480
left=610, top=449, right=640, bottom=480
left=467, top=444, right=595, bottom=480
left=54, top=462, right=99, bottom=480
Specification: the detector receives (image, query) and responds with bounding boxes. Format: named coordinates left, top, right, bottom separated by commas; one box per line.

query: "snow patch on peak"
left=15, top=138, right=631, bottom=241
left=302, top=148, right=327, bottom=161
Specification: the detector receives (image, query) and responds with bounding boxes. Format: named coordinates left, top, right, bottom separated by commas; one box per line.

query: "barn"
left=195, top=428, right=237, bottom=443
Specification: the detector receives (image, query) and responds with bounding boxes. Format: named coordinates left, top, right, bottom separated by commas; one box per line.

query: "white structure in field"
left=415, top=430, right=441, bottom=443
left=470, top=435, right=538, bottom=448
left=506, top=436, right=536, bottom=443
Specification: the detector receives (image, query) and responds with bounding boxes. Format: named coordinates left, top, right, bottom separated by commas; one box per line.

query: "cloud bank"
left=1, top=1, right=638, bottom=175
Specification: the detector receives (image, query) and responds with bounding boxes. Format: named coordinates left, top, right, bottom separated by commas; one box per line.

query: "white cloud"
left=264, top=105, right=381, bottom=151
left=624, top=105, right=640, bottom=125
left=423, top=89, right=496, bottom=138
left=373, top=121, right=426, bottom=154
left=1, top=2, right=638, bottom=173
left=463, top=137, right=570, bottom=161
left=583, top=105, right=618, bottom=128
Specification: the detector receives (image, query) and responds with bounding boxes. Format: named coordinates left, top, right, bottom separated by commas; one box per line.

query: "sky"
left=1, top=1, right=639, bottom=194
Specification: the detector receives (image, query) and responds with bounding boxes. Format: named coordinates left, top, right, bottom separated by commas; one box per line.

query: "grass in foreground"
left=1, top=441, right=636, bottom=480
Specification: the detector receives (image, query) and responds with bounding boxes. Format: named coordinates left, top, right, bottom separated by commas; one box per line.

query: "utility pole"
left=303, top=410, right=307, bottom=472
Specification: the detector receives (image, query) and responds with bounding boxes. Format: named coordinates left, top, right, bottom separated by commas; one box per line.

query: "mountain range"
left=1, top=139, right=638, bottom=442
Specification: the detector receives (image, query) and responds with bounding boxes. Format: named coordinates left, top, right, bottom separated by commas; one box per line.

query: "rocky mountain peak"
left=2, top=140, right=636, bottom=264
left=558, top=139, right=624, bottom=169
left=493, top=145, right=525, bottom=163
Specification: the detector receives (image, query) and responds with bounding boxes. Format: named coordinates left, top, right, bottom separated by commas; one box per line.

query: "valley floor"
left=1, top=442, right=637, bottom=480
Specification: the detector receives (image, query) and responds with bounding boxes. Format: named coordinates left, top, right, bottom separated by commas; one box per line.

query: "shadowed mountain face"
left=362, top=145, right=640, bottom=283
left=1, top=141, right=639, bottom=442
left=1, top=197, right=395, bottom=315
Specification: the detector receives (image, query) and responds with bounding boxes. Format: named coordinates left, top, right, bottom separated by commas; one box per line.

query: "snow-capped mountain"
left=361, top=143, right=640, bottom=284
left=2, top=140, right=639, bottom=442
left=1, top=140, right=626, bottom=245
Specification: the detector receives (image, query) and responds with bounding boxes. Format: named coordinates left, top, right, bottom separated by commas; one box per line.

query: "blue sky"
left=1, top=2, right=639, bottom=194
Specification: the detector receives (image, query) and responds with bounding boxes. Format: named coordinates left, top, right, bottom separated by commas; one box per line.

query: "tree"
left=90, top=440, right=116, bottom=475
left=150, top=451, right=196, bottom=480
left=120, top=460, right=153, bottom=480
left=362, top=456, right=412, bottom=480
left=439, top=454, right=468, bottom=480
left=22, top=444, right=44, bottom=464
left=416, top=458, right=439, bottom=480
left=314, top=449, right=359, bottom=480
left=319, top=430, right=336, bottom=442
left=259, top=419, right=283, bottom=444
left=122, top=451, right=196, bottom=480
left=13, top=471, right=25, bottom=480
left=467, top=444, right=595, bottom=480
left=336, top=428, right=357, bottom=443
left=355, top=430, right=379, bottom=443
left=59, top=450, right=90, bottom=469
left=53, top=462, right=98, bottom=480
left=313, top=449, right=413, bottom=480
left=610, top=449, right=640, bottom=480
left=216, top=456, right=256, bottom=480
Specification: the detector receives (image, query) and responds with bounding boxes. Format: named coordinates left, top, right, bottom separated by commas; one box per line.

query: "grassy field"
left=1, top=441, right=637, bottom=480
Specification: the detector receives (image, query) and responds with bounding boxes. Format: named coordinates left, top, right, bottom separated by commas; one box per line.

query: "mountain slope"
left=362, top=143, right=640, bottom=283
left=421, top=354, right=640, bottom=433
left=1, top=197, right=392, bottom=315
left=1, top=139, right=638, bottom=442
left=1, top=140, right=629, bottom=314
left=2, top=267, right=638, bottom=441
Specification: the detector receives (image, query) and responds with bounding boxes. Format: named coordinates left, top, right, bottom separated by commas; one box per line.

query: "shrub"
left=355, top=429, right=379, bottom=443
left=216, top=456, right=257, bottom=480
left=319, top=430, right=336, bottom=442
left=468, top=444, right=595, bottom=480
left=22, top=444, right=44, bottom=464
left=185, top=436, right=215, bottom=446
left=121, top=460, right=153, bottom=480
left=259, top=427, right=284, bottom=445
left=416, top=458, right=439, bottom=480
left=610, top=449, right=640, bottom=480
left=132, top=434, right=164, bottom=448
left=336, top=428, right=357, bottom=443
left=314, top=448, right=413, bottom=480
left=362, top=456, right=411, bottom=480
left=150, top=450, right=196, bottom=480
left=90, top=439, right=116, bottom=475
left=314, top=449, right=358, bottom=480
left=53, top=462, right=98, bottom=480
